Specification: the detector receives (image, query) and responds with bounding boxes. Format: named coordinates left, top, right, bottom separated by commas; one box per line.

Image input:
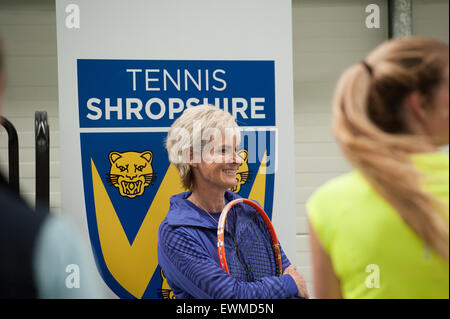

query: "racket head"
left=217, top=198, right=282, bottom=279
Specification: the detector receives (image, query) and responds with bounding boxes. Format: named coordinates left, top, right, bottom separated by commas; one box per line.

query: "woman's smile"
left=222, top=168, right=237, bottom=176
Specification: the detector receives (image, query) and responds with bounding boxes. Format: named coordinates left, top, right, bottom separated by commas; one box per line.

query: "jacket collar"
left=166, top=190, right=240, bottom=229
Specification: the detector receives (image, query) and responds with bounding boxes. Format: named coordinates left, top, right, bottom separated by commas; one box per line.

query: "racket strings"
left=224, top=206, right=278, bottom=282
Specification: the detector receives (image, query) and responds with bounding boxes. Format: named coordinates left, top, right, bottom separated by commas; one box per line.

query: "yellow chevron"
left=248, top=152, right=267, bottom=208
left=91, top=159, right=184, bottom=298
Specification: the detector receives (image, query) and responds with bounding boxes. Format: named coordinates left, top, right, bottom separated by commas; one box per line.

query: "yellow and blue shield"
left=77, top=59, right=277, bottom=298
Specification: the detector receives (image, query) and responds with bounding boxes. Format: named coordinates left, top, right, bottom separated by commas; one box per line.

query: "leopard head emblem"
left=230, top=149, right=251, bottom=194
left=107, top=150, right=154, bottom=198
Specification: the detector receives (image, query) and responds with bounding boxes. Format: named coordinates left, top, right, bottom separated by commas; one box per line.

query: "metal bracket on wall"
left=388, top=0, right=413, bottom=39
left=35, top=111, right=50, bottom=211
left=0, top=116, right=19, bottom=193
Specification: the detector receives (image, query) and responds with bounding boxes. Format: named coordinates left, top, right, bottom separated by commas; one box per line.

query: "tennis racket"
left=217, top=198, right=282, bottom=281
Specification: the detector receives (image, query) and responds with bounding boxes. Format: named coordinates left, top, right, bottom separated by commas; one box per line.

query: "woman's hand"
left=283, top=265, right=310, bottom=299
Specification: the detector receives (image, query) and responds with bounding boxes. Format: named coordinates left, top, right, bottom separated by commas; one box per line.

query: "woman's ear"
left=406, top=91, right=427, bottom=124
left=184, top=147, right=197, bottom=168
left=403, top=91, right=434, bottom=137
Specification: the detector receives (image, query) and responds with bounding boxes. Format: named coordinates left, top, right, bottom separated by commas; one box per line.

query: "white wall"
left=0, top=0, right=60, bottom=211
left=412, top=0, right=449, bottom=43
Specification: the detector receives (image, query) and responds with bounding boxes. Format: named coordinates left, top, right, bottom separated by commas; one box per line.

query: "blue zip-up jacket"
left=157, top=190, right=298, bottom=299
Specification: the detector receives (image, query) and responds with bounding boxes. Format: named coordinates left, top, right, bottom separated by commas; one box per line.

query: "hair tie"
left=361, top=61, right=373, bottom=76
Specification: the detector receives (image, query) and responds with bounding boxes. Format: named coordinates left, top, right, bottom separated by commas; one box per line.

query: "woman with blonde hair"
left=307, top=37, right=449, bottom=298
left=158, top=104, right=309, bottom=299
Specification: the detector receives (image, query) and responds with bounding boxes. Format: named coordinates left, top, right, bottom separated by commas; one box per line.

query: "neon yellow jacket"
left=307, top=152, right=449, bottom=299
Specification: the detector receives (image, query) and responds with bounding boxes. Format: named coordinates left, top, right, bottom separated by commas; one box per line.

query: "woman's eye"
left=217, top=147, right=237, bottom=155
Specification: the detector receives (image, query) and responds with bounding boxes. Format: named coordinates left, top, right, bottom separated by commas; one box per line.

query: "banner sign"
left=77, top=59, right=275, bottom=128
left=56, top=0, right=295, bottom=299
left=78, top=59, right=277, bottom=298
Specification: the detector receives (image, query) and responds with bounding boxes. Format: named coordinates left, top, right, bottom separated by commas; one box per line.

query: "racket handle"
left=272, top=244, right=282, bottom=277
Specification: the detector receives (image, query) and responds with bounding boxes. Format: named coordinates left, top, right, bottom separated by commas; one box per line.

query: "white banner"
left=56, top=0, right=295, bottom=299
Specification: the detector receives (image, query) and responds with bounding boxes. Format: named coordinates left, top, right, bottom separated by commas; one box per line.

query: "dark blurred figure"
left=0, top=37, right=103, bottom=298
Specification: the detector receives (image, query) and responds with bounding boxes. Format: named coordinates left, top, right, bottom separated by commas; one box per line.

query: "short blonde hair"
left=165, top=104, right=240, bottom=189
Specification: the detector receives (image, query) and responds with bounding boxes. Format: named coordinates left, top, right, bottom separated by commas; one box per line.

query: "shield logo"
left=77, top=59, right=277, bottom=298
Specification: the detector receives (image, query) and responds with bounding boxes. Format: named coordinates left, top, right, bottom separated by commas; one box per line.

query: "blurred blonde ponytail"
left=333, top=37, right=449, bottom=261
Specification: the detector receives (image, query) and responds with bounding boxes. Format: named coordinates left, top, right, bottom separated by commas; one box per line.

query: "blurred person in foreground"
left=307, top=37, right=449, bottom=298
left=0, top=38, right=103, bottom=298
